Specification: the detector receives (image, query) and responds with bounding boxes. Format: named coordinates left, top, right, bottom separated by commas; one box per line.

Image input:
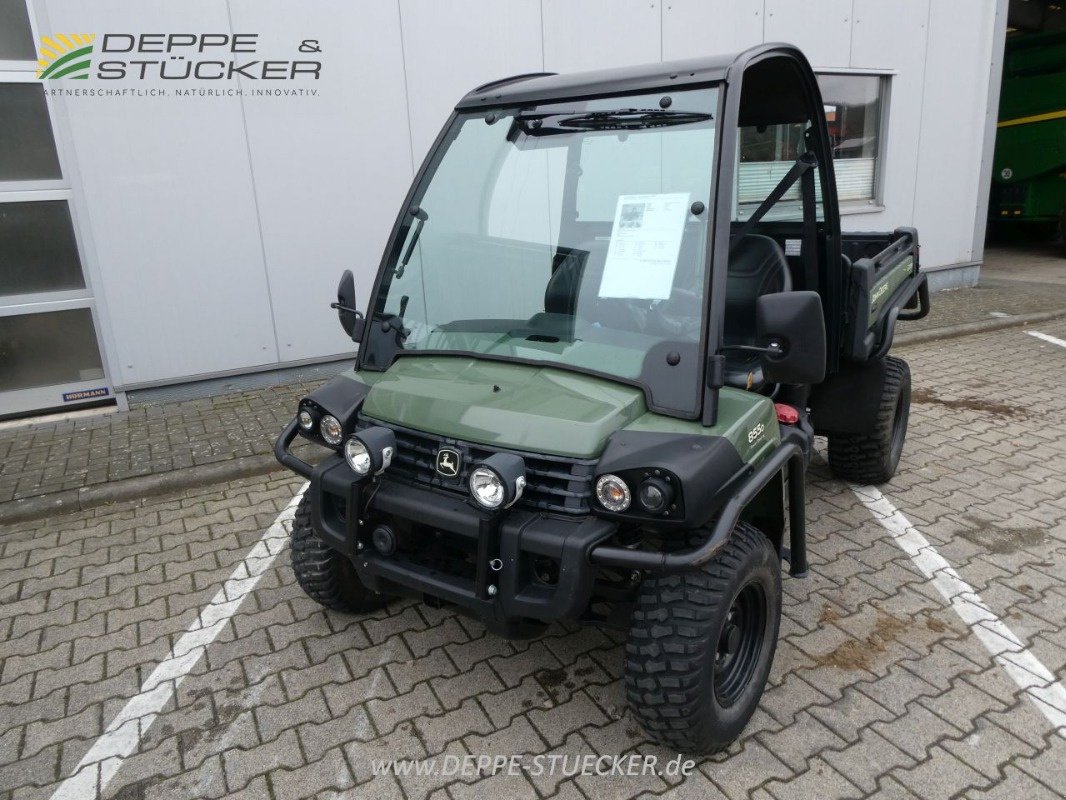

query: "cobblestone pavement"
left=1, top=322, right=1065, bottom=800
left=3, top=267, right=1066, bottom=508
left=900, top=277, right=1066, bottom=335
left=0, top=380, right=330, bottom=505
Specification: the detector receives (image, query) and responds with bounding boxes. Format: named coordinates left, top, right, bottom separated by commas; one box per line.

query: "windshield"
left=365, top=87, right=719, bottom=416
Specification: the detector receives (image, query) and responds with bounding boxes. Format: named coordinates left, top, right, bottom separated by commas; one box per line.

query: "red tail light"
left=774, top=403, right=799, bottom=425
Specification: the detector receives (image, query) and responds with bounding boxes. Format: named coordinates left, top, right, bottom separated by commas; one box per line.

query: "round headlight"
left=638, top=477, right=673, bottom=513
left=469, top=466, right=505, bottom=509
left=344, top=437, right=372, bottom=475
left=319, top=414, right=343, bottom=446
left=298, top=409, right=314, bottom=430
left=596, top=474, right=631, bottom=512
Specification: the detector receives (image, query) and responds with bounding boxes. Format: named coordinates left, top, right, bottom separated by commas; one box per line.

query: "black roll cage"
left=355, top=43, right=842, bottom=427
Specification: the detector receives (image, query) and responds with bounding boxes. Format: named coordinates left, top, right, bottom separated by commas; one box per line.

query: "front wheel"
left=624, top=522, right=781, bottom=754
left=289, top=495, right=394, bottom=613
left=827, top=355, right=911, bottom=485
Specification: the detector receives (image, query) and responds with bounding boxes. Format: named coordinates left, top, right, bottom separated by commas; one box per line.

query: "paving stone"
left=222, top=729, right=303, bottom=793
left=267, top=746, right=355, bottom=799
left=700, top=738, right=793, bottom=800
left=298, top=702, right=375, bottom=763
left=254, top=687, right=331, bottom=744
left=180, top=709, right=261, bottom=774
left=891, top=744, right=993, bottom=800
left=1012, top=733, right=1066, bottom=795
left=462, top=713, right=545, bottom=759
left=0, top=744, right=59, bottom=794
left=764, top=757, right=863, bottom=800
left=344, top=721, right=427, bottom=785
left=527, top=691, right=609, bottom=748
left=939, top=716, right=1037, bottom=782
left=101, top=737, right=182, bottom=798
left=447, top=633, right=515, bottom=674
left=403, top=617, right=469, bottom=659
left=488, top=640, right=561, bottom=688
left=968, top=764, right=1066, bottom=800
left=388, top=646, right=457, bottom=696
left=366, top=683, right=443, bottom=737
left=479, top=676, right=549, bottom=728
left=822, top=728, right=917, bottom=794
left=320, top=665, right=395, bottom=719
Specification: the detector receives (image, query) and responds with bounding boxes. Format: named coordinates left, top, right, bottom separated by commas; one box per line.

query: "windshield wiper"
left=515, top=108, right=712, bottom=135
left=395, top=206, right=428, bottom=279
left=559, top=108, right=713, bottom=130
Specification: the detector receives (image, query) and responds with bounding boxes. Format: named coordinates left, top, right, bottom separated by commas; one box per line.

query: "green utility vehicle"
left=991, top=29, right=1066, bottom=240
left=276, top=43, right=929, bottom=754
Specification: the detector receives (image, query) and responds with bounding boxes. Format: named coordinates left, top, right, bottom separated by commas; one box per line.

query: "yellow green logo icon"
left=37, top=34, right=95, bottom=80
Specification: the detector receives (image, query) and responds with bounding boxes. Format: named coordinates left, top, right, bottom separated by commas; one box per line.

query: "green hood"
left=358, top=357, right=647, bottom=458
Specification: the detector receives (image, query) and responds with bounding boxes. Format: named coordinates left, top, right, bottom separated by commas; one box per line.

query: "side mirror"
left=755, top=291, right=826, bottom=385
left=332, top=270, right=365, bottom=342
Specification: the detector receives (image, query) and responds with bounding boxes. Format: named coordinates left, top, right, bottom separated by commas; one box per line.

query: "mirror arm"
left=719, top=341, right=785, bottom=358
left=330, top=302, right=364, bottom=318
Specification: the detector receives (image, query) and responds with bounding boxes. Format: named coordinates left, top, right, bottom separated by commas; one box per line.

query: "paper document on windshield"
left=598, top=192, right=689, bottom=301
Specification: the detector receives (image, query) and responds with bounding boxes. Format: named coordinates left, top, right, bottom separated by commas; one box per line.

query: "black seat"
left=723, top=234, right=792, bottom=389
left=544, top=245, right=587, bottom=316
left=543, top=241, right=645, bottom=331
left=543, top=233, right=790, bottom=379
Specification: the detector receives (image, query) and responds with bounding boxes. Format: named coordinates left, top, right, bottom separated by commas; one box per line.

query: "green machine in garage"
left=992, top=29, right=1066, bottom=240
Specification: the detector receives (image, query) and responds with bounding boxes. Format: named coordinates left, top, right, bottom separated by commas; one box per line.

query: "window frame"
left=814, top=67, right=894, bottom=216
left=0, top=1, right=118, bottom=415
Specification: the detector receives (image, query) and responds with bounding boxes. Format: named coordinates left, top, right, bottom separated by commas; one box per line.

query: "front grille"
left=355, top=417, right=596, bottom=514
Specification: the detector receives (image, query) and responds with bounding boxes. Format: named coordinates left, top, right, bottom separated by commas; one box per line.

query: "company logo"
left=435, top=448, right=461, bottom=478
left=35, top=33, right=322, bottom=84
left=62, top=386, right=109, bottom=402
left=37, top=34, right=96, bottom=80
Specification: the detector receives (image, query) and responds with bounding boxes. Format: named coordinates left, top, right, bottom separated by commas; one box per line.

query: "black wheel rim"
left=713, top=581, right=768, bottom=707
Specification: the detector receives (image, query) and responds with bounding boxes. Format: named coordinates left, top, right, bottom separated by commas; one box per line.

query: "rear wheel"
left=624, top=522, right=781, bottom=754
left=289, top=495, right=393, bottom=613
left=827, top=355, right=910, bottom=485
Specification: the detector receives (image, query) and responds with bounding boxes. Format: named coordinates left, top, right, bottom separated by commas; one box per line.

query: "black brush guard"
left=275, top=420, right=809, bottom=626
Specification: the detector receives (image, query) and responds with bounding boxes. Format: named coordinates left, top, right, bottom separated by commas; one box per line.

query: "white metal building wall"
left=35, top=0, right=1005, bottom=393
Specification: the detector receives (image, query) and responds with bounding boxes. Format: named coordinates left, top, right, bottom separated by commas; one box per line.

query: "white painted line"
left=49, top=483, right=308, bottom=800
left=1027, top=330, right=1066, bottom=349
left=851, top=484, right=1066, bottom=737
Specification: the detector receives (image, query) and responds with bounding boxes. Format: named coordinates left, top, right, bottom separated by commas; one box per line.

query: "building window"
left=0, top=0, right=111, bottom=417
left=736, top=121, right=820, bottom=221
left=735, top=72, right=888, bottom=216
left=0, top=0, right=36, bottom=62
left=816, top=73, right=887, bottom=206
left=0, top=83, right=64, bottom=182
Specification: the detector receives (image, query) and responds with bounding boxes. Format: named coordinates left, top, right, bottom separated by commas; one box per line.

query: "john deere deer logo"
left=435, top=448, right=461, bottom=478
left=37, top=34, right=96, bottom=80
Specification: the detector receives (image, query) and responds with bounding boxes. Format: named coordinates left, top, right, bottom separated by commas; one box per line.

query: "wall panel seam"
left=224, top=0, right=282, bottom=366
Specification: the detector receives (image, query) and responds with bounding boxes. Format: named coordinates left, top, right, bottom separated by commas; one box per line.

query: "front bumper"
left=318, top=456, right=615, bottom=625
left=274, top=416, right=810, bottom=627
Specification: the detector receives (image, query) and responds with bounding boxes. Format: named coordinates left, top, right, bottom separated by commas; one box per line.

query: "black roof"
left=456, top=43, right=806, bottom=110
